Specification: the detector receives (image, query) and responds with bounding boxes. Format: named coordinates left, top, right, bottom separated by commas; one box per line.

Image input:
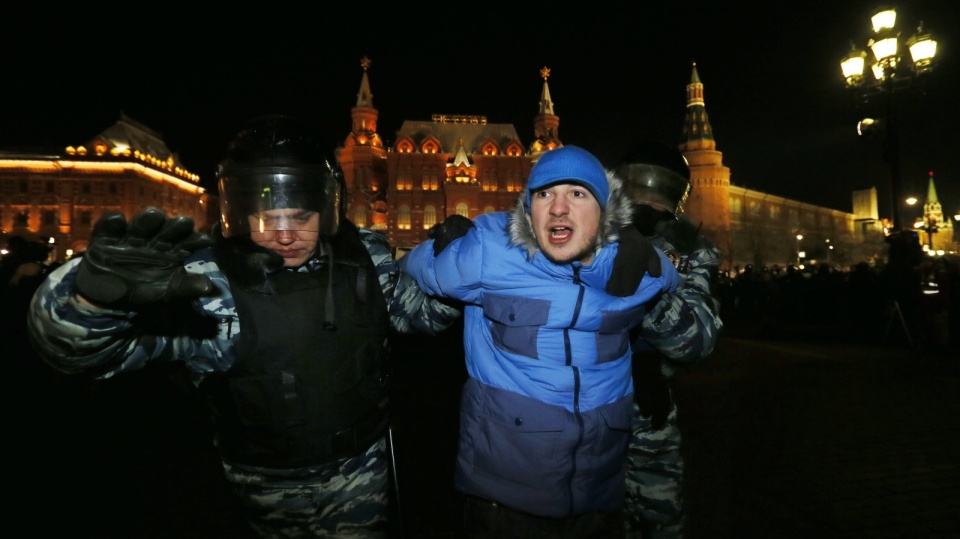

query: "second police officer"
left=616, top=141, right=724, bottom=539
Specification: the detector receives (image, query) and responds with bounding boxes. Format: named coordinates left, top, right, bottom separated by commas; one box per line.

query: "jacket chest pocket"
left=483, top=293, right=550, bottom=360
left=595, top=303, right=646, bottom=364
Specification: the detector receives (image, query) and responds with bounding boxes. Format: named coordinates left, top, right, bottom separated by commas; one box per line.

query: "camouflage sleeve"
left=359, top=227, right=461, bottom=335
left=26, top=253, right=238, bottom=383
left=27, top=258, right=139, bottom=376
left=639, top=236, right=723, bottom=364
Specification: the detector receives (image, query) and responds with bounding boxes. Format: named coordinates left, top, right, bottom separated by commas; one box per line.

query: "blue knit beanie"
left=525, top=146, right=608, bottom=209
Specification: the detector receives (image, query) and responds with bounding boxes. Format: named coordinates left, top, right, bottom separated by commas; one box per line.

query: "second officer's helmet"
left=217, top=114, right=345, bottom=238
left=616, top=141, right=692, bottom=219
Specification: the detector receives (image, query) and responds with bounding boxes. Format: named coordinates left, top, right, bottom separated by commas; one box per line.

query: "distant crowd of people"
left=714, top=257, right=960, bottom=356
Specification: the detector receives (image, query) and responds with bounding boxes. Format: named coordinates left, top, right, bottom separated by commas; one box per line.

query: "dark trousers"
left=463, top=495, right=625, bottom=539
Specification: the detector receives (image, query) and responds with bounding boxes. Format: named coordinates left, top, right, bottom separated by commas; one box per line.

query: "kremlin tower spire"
left=923, top=171, right=946, bottom=232
left=538, top=66, right=555, bottom=116
left=678, top=62, right=730, bottom=249
left=338, top=56, right=388, bottom=229
left=530, top=66, right=561, bottom=154
left=681, top=62, right=715, bottom=149
left=351, top=56, right=378, bottom=135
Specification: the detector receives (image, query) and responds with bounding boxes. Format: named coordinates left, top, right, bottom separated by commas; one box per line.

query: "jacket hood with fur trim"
left=508, top=170, right=633, bottom=260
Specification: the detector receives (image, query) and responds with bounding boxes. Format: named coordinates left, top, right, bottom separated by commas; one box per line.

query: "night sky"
left=3, top=2, right=958, bottom=221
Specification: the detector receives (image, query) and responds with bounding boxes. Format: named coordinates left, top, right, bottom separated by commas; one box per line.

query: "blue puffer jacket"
left=401, top=172, right=679, bottom=517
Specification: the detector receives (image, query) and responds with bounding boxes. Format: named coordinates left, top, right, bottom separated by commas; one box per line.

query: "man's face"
left=530, top=182, right=602, bottom=265
left=248, top=208, right=321, bottom=268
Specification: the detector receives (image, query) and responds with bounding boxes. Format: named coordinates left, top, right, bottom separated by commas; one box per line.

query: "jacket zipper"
left=566, top=263, right=586, bottom=514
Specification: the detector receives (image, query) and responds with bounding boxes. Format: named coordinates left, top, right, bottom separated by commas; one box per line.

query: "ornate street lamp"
left=840, top=7, right=938, bottom=233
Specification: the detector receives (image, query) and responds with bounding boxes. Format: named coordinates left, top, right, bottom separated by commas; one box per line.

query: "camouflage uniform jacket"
left=26, top=226, right=460, bottom=386
left=638, top=230, right=723, bottom=377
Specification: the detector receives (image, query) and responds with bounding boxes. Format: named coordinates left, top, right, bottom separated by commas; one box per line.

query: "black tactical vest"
left=202, top=222, right=390, bottom=468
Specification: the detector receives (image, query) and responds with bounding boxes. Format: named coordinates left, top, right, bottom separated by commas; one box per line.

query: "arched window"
left=423, top=205, right=437, bottom=229
left=503, top=142, right=522, bottom=157
left=456, top=203, right=469, bottom=218
left=398, top=205, right=411, bottom=230
left=396, top=139, right=414, bottom=153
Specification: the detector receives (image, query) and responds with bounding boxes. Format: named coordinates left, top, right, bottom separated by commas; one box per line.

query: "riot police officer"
left=28, top=114, right=460, bottom=538
left=617, top=141, right=724, bottom=539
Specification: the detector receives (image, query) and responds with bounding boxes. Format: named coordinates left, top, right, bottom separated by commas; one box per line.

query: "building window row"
left=421, top=175, right=439, bottom=191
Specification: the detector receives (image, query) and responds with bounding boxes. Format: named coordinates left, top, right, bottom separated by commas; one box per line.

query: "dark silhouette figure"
left=1, top=236, right=53, bottom=380
left=879, top=231, right=925, bottom=347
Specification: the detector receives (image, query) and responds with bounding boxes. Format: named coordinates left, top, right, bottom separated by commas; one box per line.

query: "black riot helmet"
left=217, top=114, right=345, bottom=238
left=616, top=141, right=692, bottom=219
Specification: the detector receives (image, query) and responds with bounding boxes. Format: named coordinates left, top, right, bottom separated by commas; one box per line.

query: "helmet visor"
left=219, top=165, right=340, bottom=238
left=619, top=163, right=691, bottom=218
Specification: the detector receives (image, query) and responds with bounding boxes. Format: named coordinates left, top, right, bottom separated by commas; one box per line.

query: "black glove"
left=76, top=208, right=215, bottom=308
left=606, top=226, right=661, bottom=297
left=428, top=215, right=474, bottom=256
left=633, top=351, right=671, bottom=430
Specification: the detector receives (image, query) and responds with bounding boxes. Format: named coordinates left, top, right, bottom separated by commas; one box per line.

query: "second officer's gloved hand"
left=428, top=215, right=474, bottom=256
left=606, top=226, right=662, bottom=297
left=76, top=208, right=215, bottom=308
left=633, top=351, right=671, bottom=430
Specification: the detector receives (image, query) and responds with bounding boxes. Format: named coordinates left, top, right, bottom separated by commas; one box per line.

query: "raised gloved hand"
left=606, top=226, right=662, bottom=297
left=76, top=208, right=214, bottom=308
left=633, top=351, right=671, bottom=430
left=428, top=215, right=474, bottom=256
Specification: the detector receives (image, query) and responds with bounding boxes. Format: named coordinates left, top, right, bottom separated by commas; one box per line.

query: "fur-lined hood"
left=507, top=169, right=633, bottom=260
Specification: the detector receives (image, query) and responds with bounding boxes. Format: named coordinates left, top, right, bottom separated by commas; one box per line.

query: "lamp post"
left=905, top=195, right=920, bottom=232
left=796, top=234, right=803, bottom=267
left=840, top=7, right=938, bottom=233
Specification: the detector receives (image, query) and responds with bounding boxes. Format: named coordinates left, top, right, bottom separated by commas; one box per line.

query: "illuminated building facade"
left=0, top=113, right=212, bottom=261
left=337, top=59, right=559, bottom=251
left=5, top=61, right=949, bottom=269
left=337, top=59, right=893, bottom=268
left=679, top=63, right=954, bottom=268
